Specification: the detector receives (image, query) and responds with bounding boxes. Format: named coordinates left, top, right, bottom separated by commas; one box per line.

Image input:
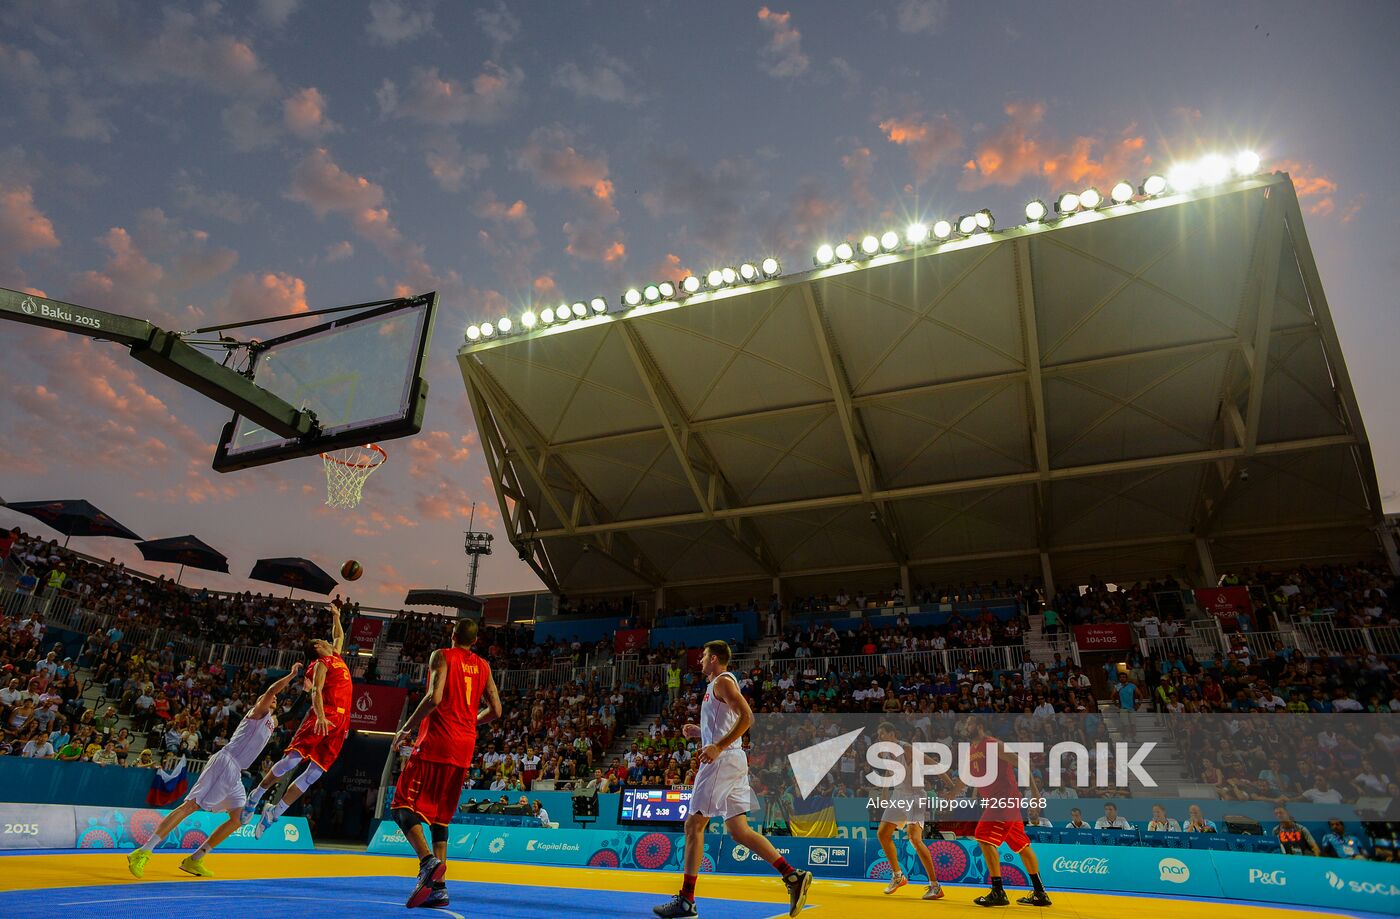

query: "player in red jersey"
left=244, top=597, right=352, bottom=836
left=391, top=617, right=502, bottom=909
left=965, top=719, right=1052, bottom=908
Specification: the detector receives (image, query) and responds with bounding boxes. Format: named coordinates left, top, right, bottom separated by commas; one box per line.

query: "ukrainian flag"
left=788, top=794, right=837, bottom=837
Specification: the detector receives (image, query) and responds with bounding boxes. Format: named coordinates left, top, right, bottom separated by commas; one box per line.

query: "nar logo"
left=1158, top=858, right=1190, bottom=884
left=1326, top=871, right=1400, bottom=897
left=283, top=824, right=299, bottom=842
left=1248, top=868, right=1287, bottom=886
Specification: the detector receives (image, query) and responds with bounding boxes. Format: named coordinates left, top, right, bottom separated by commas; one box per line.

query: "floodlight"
left=658, top=281, right=676, bottom=298
left=1056, top=192, right=1081, bottom=214
left=497, top=316, right=512, bottom=333
left=1198, top=154, right=1230, bottom=186
left=1110, top=181, right=1134, bottom=203
left=480, top=321, right=495, bottom=337
left=932, top=220, right=953, bottom=240
left=570, top=302, right=587, bottom=318
left=1141, top=174, right=1167, bottom=196
left=590, top=297, right=608, bottom=313
left=860, top=234, right=880, bottom=255
left=1167, top=163, right=1199, bottom=192
left=466, top=325, right=481, bottom=341
left=975, top=209, right=994, bottom=230
left=721, top=267, right=737, bottom=285
left=643, top=284, right=661, bottom=303
left=707, top=269, right=724, bottom=287
left=957, top=214, right=978, bottom=235
left=760, top=257, right=780, bottom=277
left=541, top=307, right=555, bottom=323
left=521, top=311, right=536, bottom=328
left=815, top=244, right=835, bottom=265
left=624, top=288, right=643, bottom=306
left=880, top=230, right=900, bottom=251
left=1234, top=150, right=1261, bottom=176
left=1024, top=200, right=1047, bottom=222
left=906, top=222, right=929, bottom=244
left=1080, top=187, right=1102, bottom=209
left=682, top=274, right=702, bottom=293
left=739, top=262, right=758, bottom=282
left=834, top=241, right=855, bottom=261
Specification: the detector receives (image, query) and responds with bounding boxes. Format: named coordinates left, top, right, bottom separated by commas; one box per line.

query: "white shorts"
left=690, top=749, right=753, bottom=820
left=186, top=751, right=247, bottom=812
left=880, top=803, right=931, bottom=828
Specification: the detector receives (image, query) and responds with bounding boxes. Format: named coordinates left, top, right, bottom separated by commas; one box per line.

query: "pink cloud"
left=283, top=86, right=335, bottom=140
left=757, top=7, right=809, bottom=78
left=1276, top=159, right=1340, bottom=217
left=878, top=114, right=963, bottom=181
left=287, top=147, right=384, bottom=218
left=407, top=430, right=473, bottom=480
left=226, top=271, right=309, bottom=318
left=515, top=126, right=612, bottom=195
left=378, top=64, right=523, bottom=125
left=0, top=184, right=60, bottom=252
left=415, top=480, right=491, bottom=522
left=958, top=101, right=1150, bottom=191
left=841, top=146, right=876, bottom=211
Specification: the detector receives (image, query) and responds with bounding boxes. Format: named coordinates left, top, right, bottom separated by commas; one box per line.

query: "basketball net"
left=320, top=444, right=387, bottom=508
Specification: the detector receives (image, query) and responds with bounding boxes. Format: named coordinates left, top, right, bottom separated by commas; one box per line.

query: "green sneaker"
left=179, top=856, right=213, bottom=878
left=127, top=850, right=150, bottom=879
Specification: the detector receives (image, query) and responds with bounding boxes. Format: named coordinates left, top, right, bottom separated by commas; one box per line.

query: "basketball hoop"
left=320, top=444, right=387, bottom=508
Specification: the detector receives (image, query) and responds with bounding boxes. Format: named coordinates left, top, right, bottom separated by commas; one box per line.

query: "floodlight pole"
left=0, top=286, right=319, bottom=441
left=463, top=502, right=494, bottom=596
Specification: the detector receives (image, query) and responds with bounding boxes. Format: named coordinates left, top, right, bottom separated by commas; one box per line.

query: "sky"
left=1, top=0, right=1398, bottom=608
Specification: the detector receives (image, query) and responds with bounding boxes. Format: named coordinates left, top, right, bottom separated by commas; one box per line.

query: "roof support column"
left=1014, top=237, right=1052, bottom=557
left=899, top=564, right=911, bottom=607
left=1040, top=551, right=1056, bottom=600
left=1377, top=524, right=1400, bottom=577
left=1195, top=537, right=1218, bottom=587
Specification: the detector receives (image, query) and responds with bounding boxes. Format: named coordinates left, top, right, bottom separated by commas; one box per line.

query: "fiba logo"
left=810, top=847, right=827, bottom=865
left=731, top=844, right=751, bottom=862
left=21, top=297, right=36, bottom=315
left=808, top=845, right=849, bottom=868
left=1158, top=858, right=1189, bottom=883
left=283, top=824, right=299, bottom=842
left=488, top=836, right=506, bottom=853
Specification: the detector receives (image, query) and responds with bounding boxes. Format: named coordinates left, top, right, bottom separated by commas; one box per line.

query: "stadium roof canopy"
left=458, top=173, right=1388, bottom=603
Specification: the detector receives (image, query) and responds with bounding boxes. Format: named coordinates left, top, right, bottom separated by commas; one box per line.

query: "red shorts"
left=393, top=756, right=469, bottom=826
left=288, top=711, right=350, bottom=770
left=974, top=817, right=1030, bottom=852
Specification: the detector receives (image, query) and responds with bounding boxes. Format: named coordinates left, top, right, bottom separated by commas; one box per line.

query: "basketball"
left=340, top=559, right=363, bottom=581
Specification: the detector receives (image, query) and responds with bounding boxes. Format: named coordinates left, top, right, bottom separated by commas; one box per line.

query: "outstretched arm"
left=309, top=662, right=330, bottom=735
left=330, top=598, right=346, bottom=654
left=250, top=662, right=303, bottom=719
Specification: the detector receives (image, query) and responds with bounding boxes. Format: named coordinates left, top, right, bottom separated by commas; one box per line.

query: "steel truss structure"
left=459, top=174, right=1392, bottom=601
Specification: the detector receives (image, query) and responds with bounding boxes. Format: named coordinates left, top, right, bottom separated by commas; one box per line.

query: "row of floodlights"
left=466, top=258, right=782, bottom=342
left=814, top=150, right=1263, bottom=267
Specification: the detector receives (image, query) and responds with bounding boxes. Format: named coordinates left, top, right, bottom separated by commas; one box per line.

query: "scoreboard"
left=618, top=787, right=692, bottom=826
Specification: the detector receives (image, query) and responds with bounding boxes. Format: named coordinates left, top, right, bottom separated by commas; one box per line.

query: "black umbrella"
left=3, top=499, right=142, bottom=547
left=136, top=535, right=229, bottom=585
left=404, top=588, right=482, bottom=612
left=250, top=556, right=337, bottom=596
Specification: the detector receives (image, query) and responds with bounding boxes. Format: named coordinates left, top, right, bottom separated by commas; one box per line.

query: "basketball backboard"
left=212, top=293, right=437, bottom=472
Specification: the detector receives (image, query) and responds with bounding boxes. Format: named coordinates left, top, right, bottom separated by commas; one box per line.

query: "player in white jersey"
left=653, top=641, right=813, bottom=919
left=872, top=721, right=943, bottom=900
left=126, top=663, right=302, bottom=879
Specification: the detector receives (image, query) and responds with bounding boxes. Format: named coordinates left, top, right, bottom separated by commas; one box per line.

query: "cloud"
left=172, top=169, right=259, bottom=223
left=415, top=480, right=494, bottom=522
left=894, top=0, right=949, bottom=33
left=474, top=194, right=540, bottom=286
left=377, top=64, right=523, bottom=126
left=841, top=146, right=876, bottom=212
left=222, top=101, right=280, bottom=151
left=1340, top=196, right=1363, bottom=224
left=958, top=101, right=1149, bottom=190
left=514, top=126, right=625, bottom=264
left=407, top=430, right=473, bottom=480
left=257, top=0, right=302, bottom=28
left=553, top=53, right=642, bottom=105
left=1276, top=159, right=1340, bottom=217
left=283, top=87, right=336, bottom=141
left=287, top=148, right=384, bottom=218
left=768, top=178, right=842, bottom=252
left=324, top=240, right=354, bottom=262
left=0, top=41, right=115, bottom=142
left=475, top=1, right=520, bottom=52
left=0, top=183, right=61, bottom=253
left=639, top=150, right=757, bottom=255
left=367, top=0, right=435, bottom=46
left=225, top=271, right=309, bottom=318
left=103, top=8, right=280, bottom=98
left=878, top=113, right=963, bottom=181
left=475, top=195, right=536, bottom=237
left=757, top=7, right=810, bottom=79
left=423, top=135, right=488, bottom=193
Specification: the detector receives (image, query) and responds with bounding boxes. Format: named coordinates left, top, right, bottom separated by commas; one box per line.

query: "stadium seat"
left=1187, top=835, right=1211, bottom=850
left=1027, top=827, right=1055, bottom=845
left=1064, top=829, right=1097, bottom=846
left=1205, top=836, right=1233, bottom=850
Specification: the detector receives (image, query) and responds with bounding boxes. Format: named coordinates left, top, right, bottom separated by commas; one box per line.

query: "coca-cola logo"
left=1053, top=856, right=1110, bottom=874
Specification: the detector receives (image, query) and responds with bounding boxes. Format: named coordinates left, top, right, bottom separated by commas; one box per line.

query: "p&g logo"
left=1248, top=868, right=1287, bottom=886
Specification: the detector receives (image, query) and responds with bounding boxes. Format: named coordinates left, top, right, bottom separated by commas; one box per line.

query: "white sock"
left=248, top=785, right=267, bottom=806
left=138, top=831, right=166, bottom=854
left=191, top=842, right=213, bottom=862
left=268, top=799, right=290, bottom=821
